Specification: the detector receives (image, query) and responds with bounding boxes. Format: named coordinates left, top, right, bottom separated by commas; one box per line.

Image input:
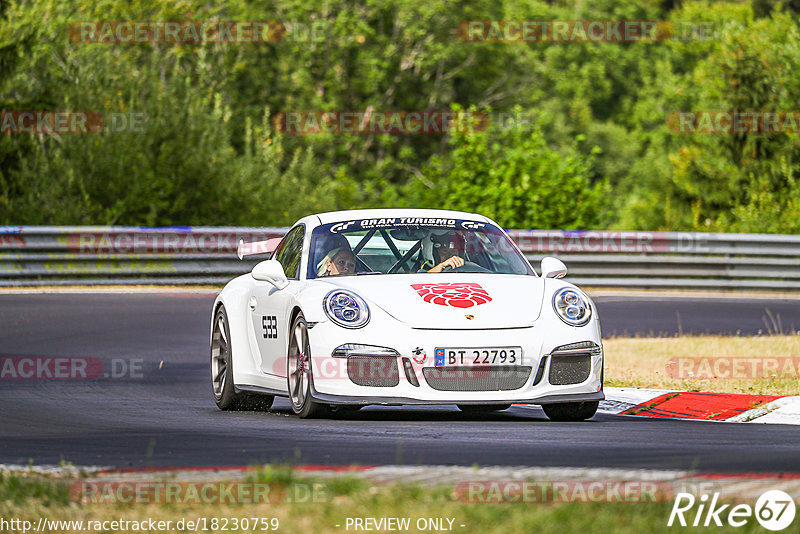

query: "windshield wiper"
left=355, top=271, right=383, bottom=275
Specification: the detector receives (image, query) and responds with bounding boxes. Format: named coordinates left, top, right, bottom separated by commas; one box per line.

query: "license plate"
left=434, top=347, right=522, bottom=366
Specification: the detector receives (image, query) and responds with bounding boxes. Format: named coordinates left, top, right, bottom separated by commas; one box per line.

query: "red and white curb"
left=601, top=387, right=800, bottom=425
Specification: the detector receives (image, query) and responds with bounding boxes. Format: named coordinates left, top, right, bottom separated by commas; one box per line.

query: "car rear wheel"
left=457, top=404, right=512, bottom=414
left=287, top=312, right=329, bottom=418
left=542, top=401, right=598, bottom=422
left=211, top=305, right=274, bottom=411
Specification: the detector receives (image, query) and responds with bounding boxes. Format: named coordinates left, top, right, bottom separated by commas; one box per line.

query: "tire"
left=457, top=404, right=512, bottom=414
left=542, top=401, right=599, bottom=422
left=287, top=312, right=329, bottom=418
left=211, top=305, right=274, bottom=411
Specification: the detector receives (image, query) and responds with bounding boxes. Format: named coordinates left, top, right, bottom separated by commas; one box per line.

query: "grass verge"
left=0, top=471, right=776, bottom=534
left=604, top=335, right=800, bottom=395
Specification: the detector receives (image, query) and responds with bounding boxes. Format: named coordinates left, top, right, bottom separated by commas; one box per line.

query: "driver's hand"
left=428, top=255, right=464, bottom=273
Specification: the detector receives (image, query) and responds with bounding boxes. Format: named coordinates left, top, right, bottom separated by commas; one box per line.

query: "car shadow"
left=265, top=401, right=552, bottom=422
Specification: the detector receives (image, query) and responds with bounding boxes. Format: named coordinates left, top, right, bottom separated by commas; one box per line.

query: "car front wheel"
left=287, top=312, right=329, bottom=418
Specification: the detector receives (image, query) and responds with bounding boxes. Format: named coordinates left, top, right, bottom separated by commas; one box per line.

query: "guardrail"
left=513, top=230, right=800, bottom=290
left=1, top=227, right=799, bottom=290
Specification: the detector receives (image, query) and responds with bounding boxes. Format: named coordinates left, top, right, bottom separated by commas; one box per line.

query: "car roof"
left=311, top=208, right=491, bottom=225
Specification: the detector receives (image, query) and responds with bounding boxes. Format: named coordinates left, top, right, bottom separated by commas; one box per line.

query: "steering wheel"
left=442, top=261, right=491, bottom=273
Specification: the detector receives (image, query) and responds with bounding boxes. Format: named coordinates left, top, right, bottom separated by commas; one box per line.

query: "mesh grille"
left=347, top=356, right=399, bottom=387
left=422, top=365, right=532, bottom=392
left=549, top=355, right=591, bottom=385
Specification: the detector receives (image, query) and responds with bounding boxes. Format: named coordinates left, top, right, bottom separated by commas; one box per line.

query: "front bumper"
left=306, top=309, right=603, bottom=405
left=309, top=387, right=604, bottom=406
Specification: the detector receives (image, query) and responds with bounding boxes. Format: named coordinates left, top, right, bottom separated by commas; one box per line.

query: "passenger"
left=317, top=247, right=357, bottom=277
left=424, top=231, right=466, bottom=273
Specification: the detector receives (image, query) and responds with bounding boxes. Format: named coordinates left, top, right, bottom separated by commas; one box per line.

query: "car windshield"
left=307, top=217, right=534, bottom=278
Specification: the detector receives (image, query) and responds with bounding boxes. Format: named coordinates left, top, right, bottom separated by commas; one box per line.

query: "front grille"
left=549, top=354, right=591, bottom=385
left=422, top=365, right=532, bottom=392
left=347, top=356, right=399, bottom=387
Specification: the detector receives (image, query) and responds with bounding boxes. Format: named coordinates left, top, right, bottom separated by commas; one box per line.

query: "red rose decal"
left=410, top=282, right=492, bottom=309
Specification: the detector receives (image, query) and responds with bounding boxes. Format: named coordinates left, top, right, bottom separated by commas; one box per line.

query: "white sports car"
left=210, top=209, right=603, bottom=420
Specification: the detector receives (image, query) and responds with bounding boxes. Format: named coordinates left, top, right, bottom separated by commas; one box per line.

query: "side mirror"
left=238, top=237, right=283, bottom=260
left=541, top=256, right=567, bottom=279
left=252, top=259, right=289, bottom=289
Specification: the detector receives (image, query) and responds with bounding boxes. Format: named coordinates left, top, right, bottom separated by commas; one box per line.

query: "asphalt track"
left=1, top=291, right=799, bottom=472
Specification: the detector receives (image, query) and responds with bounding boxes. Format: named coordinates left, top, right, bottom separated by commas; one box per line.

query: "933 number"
left=262, top=315, right=277, bottom=339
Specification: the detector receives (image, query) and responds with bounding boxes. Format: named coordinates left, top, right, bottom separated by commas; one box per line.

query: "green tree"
left=615, top=3, right=800, bottom=232
left=412, top=112, right=609, bottom=229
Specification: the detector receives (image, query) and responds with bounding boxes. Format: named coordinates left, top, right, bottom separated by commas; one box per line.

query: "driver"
left=317, top=246, right=357, bottom=277
left=424, top=230, right=466, bottom=273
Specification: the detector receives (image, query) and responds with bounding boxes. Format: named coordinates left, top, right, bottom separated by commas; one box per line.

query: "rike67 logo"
left=411, top=282, right=492, bottom=309
left=668, top=490, right=796, bottom=530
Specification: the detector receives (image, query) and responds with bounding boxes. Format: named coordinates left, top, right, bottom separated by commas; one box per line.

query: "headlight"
left=323, top=290, right=370, bottom=328
left=553, top=288, right=592, bottom=326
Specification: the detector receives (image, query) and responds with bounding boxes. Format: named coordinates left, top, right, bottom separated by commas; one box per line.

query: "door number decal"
left=262, top=315, right=278, bottom=339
